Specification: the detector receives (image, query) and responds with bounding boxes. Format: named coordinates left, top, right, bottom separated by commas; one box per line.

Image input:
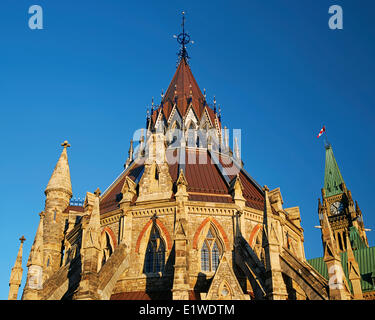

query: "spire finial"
left=175, top=11, right=193, bottom=62
left=61, top=140, right=70, bottom=148
left=19, top=236, right=26, bottom=244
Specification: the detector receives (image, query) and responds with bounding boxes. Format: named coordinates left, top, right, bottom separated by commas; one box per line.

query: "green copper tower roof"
left=324, top=144, right=345, bottom=198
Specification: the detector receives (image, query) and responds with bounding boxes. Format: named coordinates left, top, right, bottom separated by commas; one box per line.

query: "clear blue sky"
left=1, top=0, right=374, bottom=300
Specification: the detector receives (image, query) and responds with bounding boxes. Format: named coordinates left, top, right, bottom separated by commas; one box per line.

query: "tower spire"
left=323, top=144, right=345, bottom=198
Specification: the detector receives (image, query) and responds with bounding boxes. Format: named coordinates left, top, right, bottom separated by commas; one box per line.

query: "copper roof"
left=100, top=164, right=144, bottom=214
left=99, top=148, right=264, bottom=213
left=149, top=57, right=219, bottom=128
left=185, top=149, right=229, bottom=195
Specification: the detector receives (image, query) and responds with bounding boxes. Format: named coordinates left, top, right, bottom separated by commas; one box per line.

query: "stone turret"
left=43, top=141, right=73, bottom=279
left=8, top=236, right=26, bottom=300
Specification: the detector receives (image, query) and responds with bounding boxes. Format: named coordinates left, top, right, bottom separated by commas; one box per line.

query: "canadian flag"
left=317, top=125, right=326, bottom=138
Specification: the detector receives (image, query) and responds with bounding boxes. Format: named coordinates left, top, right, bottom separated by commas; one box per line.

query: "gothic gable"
left=203, top=254, right=249, bottom=300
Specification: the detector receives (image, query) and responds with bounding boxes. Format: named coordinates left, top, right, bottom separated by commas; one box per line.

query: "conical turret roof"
left=45, top=141, right=72, bottom=196
left=148, top=57, right=219, bottom=129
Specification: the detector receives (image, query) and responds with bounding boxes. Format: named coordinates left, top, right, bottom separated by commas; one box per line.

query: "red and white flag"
left=317, top=125, right=326, bottom=138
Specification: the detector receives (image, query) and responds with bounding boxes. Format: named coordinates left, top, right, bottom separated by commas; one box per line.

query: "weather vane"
left=174, top=11, right=194, bottom=62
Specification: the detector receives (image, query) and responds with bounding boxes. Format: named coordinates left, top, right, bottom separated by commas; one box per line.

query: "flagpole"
left=323, top=125, right=330, bottom=148
left=317, top=124, right=330, bottom=148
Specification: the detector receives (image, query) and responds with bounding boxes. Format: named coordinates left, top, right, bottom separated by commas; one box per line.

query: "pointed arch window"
left=144, top=224, right=166, bottom=274
left=218, top=281, right=233, bottom=300
left=201, top=242, right=210, bottom=272
left=200, top=226, right=223, bottom=272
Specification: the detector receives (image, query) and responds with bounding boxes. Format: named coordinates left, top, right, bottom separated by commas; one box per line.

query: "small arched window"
left=144, top=225, right=166, bottom=274
left=200, top=226, right=223, bottom=272
left=218, top=281, right=233, bottom=300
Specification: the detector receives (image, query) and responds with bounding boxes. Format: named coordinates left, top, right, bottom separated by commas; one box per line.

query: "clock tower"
left=318, top=144, right=369, bottom=253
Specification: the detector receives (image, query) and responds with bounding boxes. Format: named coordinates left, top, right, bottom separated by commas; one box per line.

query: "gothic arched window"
left=200, top=226, right=223, bottom=272
left=144, top=225, right=166, bottom=274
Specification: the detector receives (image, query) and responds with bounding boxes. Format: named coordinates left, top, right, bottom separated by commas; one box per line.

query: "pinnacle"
left=94, top=188, right=101, bottom=197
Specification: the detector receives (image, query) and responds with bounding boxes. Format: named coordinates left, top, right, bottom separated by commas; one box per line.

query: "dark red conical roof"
left=150, top=58, right=219, bottom=127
